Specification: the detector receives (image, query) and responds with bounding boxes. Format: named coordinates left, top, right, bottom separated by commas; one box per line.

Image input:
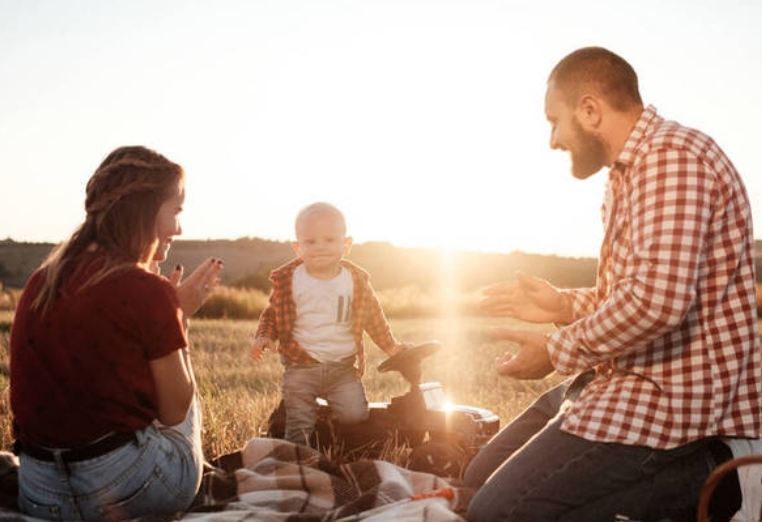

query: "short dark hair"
left=548, top=47, right=642, bottom=111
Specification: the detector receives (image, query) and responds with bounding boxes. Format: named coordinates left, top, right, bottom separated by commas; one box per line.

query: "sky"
left=1, top=0, right=761, bottom=258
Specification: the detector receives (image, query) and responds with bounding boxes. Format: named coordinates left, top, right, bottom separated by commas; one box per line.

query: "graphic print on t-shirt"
left=336, top=295, right=352, bottom=323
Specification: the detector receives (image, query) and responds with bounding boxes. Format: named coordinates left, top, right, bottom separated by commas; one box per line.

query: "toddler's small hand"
left=389, top=342, right=411, bottom=356
left=250, top=337, right=275, bottom=361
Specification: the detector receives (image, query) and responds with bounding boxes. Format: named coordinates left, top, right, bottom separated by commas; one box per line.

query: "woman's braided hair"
left=33, top=146, right=184, bottom=313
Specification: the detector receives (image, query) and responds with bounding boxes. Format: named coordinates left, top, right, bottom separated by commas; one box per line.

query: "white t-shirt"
left=291, top=264, right=356, bottom=362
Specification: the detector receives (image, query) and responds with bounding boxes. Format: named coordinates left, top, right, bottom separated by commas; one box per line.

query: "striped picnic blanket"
left=0, top=438, right=472, bottom=521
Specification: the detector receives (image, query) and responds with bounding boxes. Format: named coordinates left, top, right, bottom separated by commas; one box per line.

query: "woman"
left=10, top=146, right=222, bottom=521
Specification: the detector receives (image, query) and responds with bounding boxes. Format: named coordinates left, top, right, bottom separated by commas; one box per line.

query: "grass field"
left=0, top=310, right=565, bottom=460
left=7, top=310, right=762, bottom=465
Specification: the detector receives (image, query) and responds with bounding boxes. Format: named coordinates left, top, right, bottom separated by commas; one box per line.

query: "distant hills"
left=2, top=237, right=762, bottom=291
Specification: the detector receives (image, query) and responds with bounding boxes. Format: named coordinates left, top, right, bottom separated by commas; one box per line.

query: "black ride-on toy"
left=264, top=341, right=500, bottom=478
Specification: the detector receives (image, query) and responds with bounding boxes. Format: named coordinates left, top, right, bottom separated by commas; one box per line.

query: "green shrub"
left=197, top=286, right=270, bottom=320
left=196, top=285, right=483, bottom=321
left=231, top=264, right=279, bottom=293
left=0, top=287, right=17, bottom=311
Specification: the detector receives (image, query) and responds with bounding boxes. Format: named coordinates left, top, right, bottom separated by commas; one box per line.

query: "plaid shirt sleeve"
left=550, top=141, right=717, bottom=374
left=361, top=289, right=397, bottom=354
left=347, top=262, right=397, bottom=353
left=560, top=287, right=598, bottom=322
left=254, top=259, right=318, bottom=366
left=255, top=262, right=289, bottom=341
left=255, top=292, right=277, bottom=340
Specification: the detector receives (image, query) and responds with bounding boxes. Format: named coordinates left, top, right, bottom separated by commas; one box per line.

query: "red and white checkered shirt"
left=548, top=105, right=761, bottom=449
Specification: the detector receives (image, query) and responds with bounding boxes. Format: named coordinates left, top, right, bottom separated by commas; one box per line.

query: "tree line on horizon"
left=0, top=237, right=599, bottom=292
left=3, top=237, right=762, bottom=294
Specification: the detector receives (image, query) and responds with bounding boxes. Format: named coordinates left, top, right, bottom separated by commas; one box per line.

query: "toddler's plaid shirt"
left=256, top=258, right=398, bottom=376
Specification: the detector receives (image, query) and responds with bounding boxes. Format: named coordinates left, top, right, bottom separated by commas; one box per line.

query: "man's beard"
left=569, top=117, right=608, bottom=179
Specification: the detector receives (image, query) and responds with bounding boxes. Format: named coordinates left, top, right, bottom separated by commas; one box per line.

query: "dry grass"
left=0, top=311, right=564, bottom=460
left=7, top=312, right=762, bottom=463
left=187, top=314, right=565, bottom=459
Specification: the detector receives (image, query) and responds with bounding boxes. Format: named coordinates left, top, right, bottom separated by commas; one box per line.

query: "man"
left=465, top=47, right=761, bottom=521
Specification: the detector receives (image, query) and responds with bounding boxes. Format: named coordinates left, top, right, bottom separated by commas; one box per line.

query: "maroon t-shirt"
left=10, top=258, right=187, bottom=447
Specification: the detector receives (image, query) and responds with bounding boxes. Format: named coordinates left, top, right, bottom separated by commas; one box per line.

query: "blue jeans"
left=282, top=359, right=368, bottom=446
left=466, top=382, right=728, bottom=522
left=18, top=398, right=204, bottom=521
left=464, top=380, right=569, bottom=487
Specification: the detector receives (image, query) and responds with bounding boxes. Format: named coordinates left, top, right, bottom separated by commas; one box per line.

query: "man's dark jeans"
left=464, top=381, right=739, bottom=522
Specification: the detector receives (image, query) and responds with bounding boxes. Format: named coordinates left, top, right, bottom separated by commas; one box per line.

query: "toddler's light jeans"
left=282, top=358, right=368, bottom=446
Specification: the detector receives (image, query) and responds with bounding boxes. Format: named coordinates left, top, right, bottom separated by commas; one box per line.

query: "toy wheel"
left=377, top=340, right=443, bottom=373
left=409, top=441, right=467, bottom=479
left=265, top=399, right=287, bottom=438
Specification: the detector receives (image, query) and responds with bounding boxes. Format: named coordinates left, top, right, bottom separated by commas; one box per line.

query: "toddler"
left=251, top=202, right=406, bottom=446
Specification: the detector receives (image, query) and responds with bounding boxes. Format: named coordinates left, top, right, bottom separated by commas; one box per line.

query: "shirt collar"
left=613, top=104, right=661, bottom=171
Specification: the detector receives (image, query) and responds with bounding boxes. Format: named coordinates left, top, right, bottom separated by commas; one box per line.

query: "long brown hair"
left=32, top=146, right=185, bottom=313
